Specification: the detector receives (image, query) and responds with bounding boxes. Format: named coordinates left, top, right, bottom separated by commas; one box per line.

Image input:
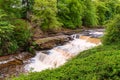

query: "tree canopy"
left=0, top=0, right=120, bottom=54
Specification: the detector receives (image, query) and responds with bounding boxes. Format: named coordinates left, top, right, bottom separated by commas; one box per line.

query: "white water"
left=25, top=32, right=102, bottom=72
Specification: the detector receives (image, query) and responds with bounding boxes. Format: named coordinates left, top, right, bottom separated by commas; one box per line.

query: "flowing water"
left=25, top=30, right=103, bottom=72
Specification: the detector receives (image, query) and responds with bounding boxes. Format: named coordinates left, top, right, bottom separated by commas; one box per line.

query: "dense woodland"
left=0, top=0, right=120, bottom=56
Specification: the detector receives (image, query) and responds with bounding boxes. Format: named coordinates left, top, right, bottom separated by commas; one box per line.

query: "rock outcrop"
left=0, top=52, right=33, bottom=80
left=34, top=35, right=70, bottom=50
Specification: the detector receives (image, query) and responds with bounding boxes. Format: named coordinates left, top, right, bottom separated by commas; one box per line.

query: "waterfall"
left=25, top=31, right=103, bottom=72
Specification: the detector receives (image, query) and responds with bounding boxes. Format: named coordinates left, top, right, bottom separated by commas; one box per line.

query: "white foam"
left=90, top=31, right=103, bottom=35
left=25, top=37, right=100, bottom=72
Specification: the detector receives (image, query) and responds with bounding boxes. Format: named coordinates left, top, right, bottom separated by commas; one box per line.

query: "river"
left=24, top=29, right=104, bottom=72
left=0, top=29, right=104, bottom=79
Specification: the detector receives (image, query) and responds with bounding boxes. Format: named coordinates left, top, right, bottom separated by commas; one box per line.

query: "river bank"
left=12, top=44, right=120, bottom=80
left=0, top=28, right=104, bottom=80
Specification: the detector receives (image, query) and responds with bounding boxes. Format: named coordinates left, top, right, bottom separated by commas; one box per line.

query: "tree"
left=103, top=14, right=120, bottom=44
left=82, top=0, right=98, bottom=27
left=94, top=0, right=109, bottom=25
left=0, top=0, right=22, bottom=18
left=32, top=0, right=61, bottom=31
left=58, top=0, right=83, bottom=29
left=95, top=0, right=120, bottom=25
left=22, top=0, right=34, bottom=20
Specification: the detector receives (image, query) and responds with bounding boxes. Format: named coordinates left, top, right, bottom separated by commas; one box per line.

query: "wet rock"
left=34, top=35, right=70, bottom=50
left=80, top=29, right=104, bottom=38
left=0, top=52, right=33, bottom=80
left=0, top=28, right=104, bottom=80
left=80, top=36, right=101, bottom=44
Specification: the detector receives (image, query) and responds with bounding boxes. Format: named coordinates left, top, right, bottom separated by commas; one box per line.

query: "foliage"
left=58, top=0, right=83, bottom=29
left=0, top=9, right=17, bottom=54
left=0, top=9, right=31, bottom=55
left=0, top=21, right=18, bottom=54
left=12, top=19, right=31, bottom=48
left=104, top=0, right=120, bottom=20
left=95, top=0, right=120, bottom=25
left=95, top=1, right=109, bottom=25
left=21, top=0, right=34, bottom=19
left=1, top=0, right=120, bottom=31
left=32, top=0, right=62, bottom=31
left=0, top=20, right=31, bottom=55
left=82, top=0, right=98, bottom=27
left=0, top=0, right=22, bottom=18
left=1, top=0, right=120, bottom=79
left=102, top=14, right=120, bottom=44
left=116, top=4, right=120, bottom=14
left=0, top=9, right=6, bottom=18
left=12, top=44, right=120, bottom=80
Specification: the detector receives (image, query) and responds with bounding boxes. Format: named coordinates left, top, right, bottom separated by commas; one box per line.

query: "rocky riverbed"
left=0, top=34, right=75, bottom=80
left=0, top=28, right=104, bottom=80
left=0, top=52, right=33, bottom=80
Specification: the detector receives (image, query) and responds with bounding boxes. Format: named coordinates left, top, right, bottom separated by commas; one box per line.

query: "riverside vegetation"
left=0, top=0, right=120, bottom=80
left=13, top=5, right=120, bottom=80
left=12, top=14, right=120, bottom=79
left=12, top=44, right=120, bottom=80
left=0, top=0, right=120, bottom=55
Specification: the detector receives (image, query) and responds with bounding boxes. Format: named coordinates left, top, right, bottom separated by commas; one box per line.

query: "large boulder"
left=34, top=35, right=70, bottom=50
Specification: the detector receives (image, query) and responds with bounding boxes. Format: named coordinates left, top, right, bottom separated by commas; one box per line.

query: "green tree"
left=32, top=0, right=61, bottom=31
left=82, top=0, right=98, bottom=27
left=58, top=0, right=83, bottom=29
left=0, top=9, right=31, bottom=55
left=22, top=0, right=34, bottom=20
left=0, top=9, right=17, bottom=54
left=0, top=0, right=22, bottom=18
left=95, top=0, right=120, bottom=25
left=103, top=14, right=120, bottom=44
left=95, top=0, right=109, bottom=25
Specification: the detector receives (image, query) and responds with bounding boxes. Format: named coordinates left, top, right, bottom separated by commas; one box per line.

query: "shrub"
left=0, top=9, right=31, bottom=55
left=0, top=19, right=31, bottom=55
left=0, top=21, right=18, bottom=54
left=102, top=14, right=120, bottom=44
left=11, top=19, right=31, bottom=48
left=0, top=9, right=18, bottom=54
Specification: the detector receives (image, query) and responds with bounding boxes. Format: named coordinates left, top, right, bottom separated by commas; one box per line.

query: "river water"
left=25, top=29, right=104, bottom=72
left=0, top=29, right=104, bottom=80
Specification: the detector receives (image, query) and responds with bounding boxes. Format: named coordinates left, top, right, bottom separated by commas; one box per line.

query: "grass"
left=12, top=44, right=120, bottom=80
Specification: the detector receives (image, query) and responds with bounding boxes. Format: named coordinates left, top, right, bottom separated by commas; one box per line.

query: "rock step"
left=35, top=35, right=70, bottom=50
left=80, top=36, right=101, bottom=44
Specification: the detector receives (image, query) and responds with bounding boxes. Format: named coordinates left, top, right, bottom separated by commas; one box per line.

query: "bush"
left=11, top=19, right=31, bottom=47
left=102, top=14, right=120, bottom=45
left=0, top=19, right=31, bottom=55
left=0, top=21, right=18, bottom=54
left=0, top=9, right=31, bottom=55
